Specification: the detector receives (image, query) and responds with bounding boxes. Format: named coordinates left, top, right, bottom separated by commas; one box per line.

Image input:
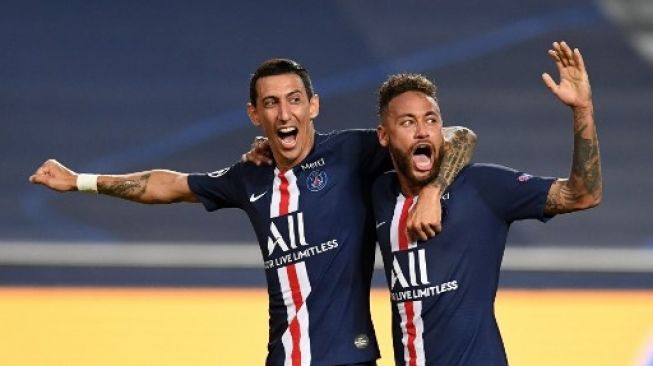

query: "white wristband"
left=76, top=174, right=98, bottom=193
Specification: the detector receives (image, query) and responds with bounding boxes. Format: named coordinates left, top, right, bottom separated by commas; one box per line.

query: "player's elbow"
left=449, top=126, right=478, bottom=144
left=588, top=192, right=602, bottom=208
left=463, top=127, right=478, bottom=144
left=574, top=192, right=602, bottom=211
left=584, top=183, right=602, bottom=209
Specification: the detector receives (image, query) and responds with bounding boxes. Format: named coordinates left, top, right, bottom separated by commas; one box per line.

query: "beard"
left=388, top=143, right=440, bottom=189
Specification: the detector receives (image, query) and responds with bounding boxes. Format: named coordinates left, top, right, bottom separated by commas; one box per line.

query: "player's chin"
left=278, top=148, right=301, bottom=165
left=409, top=169, right=437, bottom=186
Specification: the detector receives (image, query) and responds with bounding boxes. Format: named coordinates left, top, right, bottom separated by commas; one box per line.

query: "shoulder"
left=372, top=170, right=397, bottom=198
left=460, top=163, right=555, bottom=202
left=188, top=162, right=240, bottom=188
left=458, top=163, right=521, bottom=183
left=450, top=163, right=523, bottom=197
left=190, top=160, right=271, bottom=184
left=315, top=129, right=381, bottom=164
left=316, top=128, right=377, bottom=146
left=462, top=163, right=514, bottom=175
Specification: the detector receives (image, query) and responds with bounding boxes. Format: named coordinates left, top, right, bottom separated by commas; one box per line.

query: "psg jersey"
left=188, top=129, right=389, bottom=366
left=372, top=163, right=555, bottom=366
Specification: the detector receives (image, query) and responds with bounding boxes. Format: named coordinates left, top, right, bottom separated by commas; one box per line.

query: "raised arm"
left=542, top=41, right=602, bottom=215
left=29, top=159, right=199, bottom=204
left=407, top=126, right=477, bottom=240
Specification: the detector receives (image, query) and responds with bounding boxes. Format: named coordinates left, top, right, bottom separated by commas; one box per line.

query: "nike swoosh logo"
left=375, top=221, right=386, bottom=229
left=249, top=191, right=267, bottom=202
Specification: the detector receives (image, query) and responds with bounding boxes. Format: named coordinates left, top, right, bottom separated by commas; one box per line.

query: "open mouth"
left=277, top=126, right=299, bottom=149
left=411, top=143, right=434, bottom=172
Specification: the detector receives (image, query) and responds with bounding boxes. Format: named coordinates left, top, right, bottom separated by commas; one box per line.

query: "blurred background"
left=2, top=0, right=652, bottom=365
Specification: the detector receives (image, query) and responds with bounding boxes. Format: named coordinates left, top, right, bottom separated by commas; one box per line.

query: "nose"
left=414, top=120, right=430, bottom=139
left=278, top=100, right=291, bottom=122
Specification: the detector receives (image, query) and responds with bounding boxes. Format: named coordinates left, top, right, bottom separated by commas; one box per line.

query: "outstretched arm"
left=29, top=159, right=198, bottom=204
left=408, top=126, right=477, bottom=240
left=542, top=41, right=602, bottom=215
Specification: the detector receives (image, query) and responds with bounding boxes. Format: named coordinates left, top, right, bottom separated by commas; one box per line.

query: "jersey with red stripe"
left=188, top=129, right=389, bottom=366
left=372, top=163, right=556, bottom=366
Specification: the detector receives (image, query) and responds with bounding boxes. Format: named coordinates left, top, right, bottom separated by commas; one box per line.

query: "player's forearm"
left=568, top=105, right=602, bottom=205
left=97, top=170, right=196, bottom=204
left=433, top=127, right=477, bottom=192
left=545, top=105, right=602, bottom=214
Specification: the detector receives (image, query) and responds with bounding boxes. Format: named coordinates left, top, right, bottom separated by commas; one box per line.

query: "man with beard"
left=372, top=41, right=601, bottom=365
left=29, top=58, right=476, bottom=365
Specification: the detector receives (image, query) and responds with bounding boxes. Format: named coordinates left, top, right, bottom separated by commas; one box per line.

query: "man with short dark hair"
left=29, top=58, right=476, bottom=365
left=372, top=41, right=601, bottom=365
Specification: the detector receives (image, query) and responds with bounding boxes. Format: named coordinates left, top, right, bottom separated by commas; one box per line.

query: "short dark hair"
left=378, top=73, right=437, bottom=117
left=249, top=58, right=314, bottom=105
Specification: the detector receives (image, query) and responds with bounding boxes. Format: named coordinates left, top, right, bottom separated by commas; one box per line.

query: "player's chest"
left=245, top=154, right=362, bottom=218
left=245, top=154, right=362, bottom=264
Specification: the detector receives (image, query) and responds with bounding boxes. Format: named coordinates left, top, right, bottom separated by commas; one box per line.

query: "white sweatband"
left=76, top=174, right=98, bottom=193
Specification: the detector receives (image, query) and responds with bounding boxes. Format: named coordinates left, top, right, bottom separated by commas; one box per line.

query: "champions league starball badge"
left=306, top=170, right=328, bottom=192
left=207, top=167, right=230, bottom=178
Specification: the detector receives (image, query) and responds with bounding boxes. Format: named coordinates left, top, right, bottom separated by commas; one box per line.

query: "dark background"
left=4, top=0, right=652, bottom=250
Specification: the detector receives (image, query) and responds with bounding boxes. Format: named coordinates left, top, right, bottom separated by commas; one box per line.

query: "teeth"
left=279, top=127, right=297, bottom=133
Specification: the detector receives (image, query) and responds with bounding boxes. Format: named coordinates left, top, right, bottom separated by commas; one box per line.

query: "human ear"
left=309, top=94, right=320, bottom=120
left=377, top=124, right=389, bottom=147
left=247, top=103, right=261, bottom=127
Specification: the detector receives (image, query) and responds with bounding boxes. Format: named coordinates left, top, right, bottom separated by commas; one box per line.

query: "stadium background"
left=2, top=0, right=653, bottom=365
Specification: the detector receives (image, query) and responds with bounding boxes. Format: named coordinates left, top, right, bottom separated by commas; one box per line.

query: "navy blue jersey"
left=372, top=163, right=556, bottom=366
left=188, top=129, right=390, bottom=366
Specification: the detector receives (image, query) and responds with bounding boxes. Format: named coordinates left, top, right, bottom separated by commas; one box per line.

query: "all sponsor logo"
left=267, top=212, right=309, bottom=256
left=264, top=211, right=339, bottom=269
left=390, top=248, right=459, bottom=301
left=391, top=249, right=430, bottom=289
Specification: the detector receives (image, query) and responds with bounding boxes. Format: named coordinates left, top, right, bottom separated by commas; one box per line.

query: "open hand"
left=542, top=41, right=592, bottom=110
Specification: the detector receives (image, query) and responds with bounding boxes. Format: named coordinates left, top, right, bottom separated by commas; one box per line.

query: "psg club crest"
left=306, top=170, right=328, bottom=192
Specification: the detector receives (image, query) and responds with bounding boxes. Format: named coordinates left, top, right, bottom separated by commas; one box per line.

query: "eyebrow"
left=285, top=89, right=303, bottom=98
left=261, top=89, right=303, bottom=102
left=396, top=110, right=439, bottom=119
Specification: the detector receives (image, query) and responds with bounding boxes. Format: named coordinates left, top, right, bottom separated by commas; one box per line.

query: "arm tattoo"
left=433, top=128, right=476, bottom=191
left=545, top=186, right=565, bottom=213
left=545, top=107, right=601, bottom=214
left=98, top=173, right=151, bottom=200
left=545, top=181, right=583, bottom=214
left=571, top=124, right=601, bottom=195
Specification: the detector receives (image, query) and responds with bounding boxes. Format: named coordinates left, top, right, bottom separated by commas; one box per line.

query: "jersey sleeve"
left=465, top=163, right=556, bottom=222
left=187, top=163, right=245, bottom=211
